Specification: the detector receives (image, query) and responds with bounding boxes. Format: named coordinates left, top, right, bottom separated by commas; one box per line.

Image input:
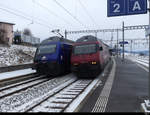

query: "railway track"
left=0, top=75, right=45, bottom=91
left=0, top=74, right=77, bottom=112
left=0, top=73, right=101, bottom=112
left=0, top=75, right=48, bottom=99
left=0, top=73, right=38, bottom=88
left=0, top=63, right=34, bottom=73
left=28, top=59, right=113, bottom=112
left=0, top=59, right=113, bottom=112
left=28, top=79, right=93, bottom=112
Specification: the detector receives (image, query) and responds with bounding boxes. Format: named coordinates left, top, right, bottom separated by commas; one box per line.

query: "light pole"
left=65, top=30, right=67, bottom=39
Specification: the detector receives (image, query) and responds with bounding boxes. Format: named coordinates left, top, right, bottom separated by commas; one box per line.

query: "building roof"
left=0, top=22, right=15, bottom=25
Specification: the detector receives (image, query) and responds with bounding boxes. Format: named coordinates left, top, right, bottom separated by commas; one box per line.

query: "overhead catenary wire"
left=0, top=3, right=34, bottom=22
left=52, top=0, right=89, bottom=29
left=34, top=1, right=73, bottom=27
left=78, top=0, right=99, bottom=28
left=0, top=7, right=52, bottom=29
left=0, top=3, right=62, bottom=29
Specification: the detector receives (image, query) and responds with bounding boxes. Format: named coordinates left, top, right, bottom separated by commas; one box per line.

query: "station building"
left=14, top=30, right=40, bottom=46
left=0, top=22, right=15, bottom=46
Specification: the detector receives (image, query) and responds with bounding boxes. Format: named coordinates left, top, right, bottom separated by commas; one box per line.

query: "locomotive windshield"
left=37, top=44, right=57, bottom=54
left=74, top=44, right=97, bottom=55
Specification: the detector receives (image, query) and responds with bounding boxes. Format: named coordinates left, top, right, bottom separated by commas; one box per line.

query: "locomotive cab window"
left=74, top=44, right=98, bottom=55
left=37, top=44, right=57, bottom=54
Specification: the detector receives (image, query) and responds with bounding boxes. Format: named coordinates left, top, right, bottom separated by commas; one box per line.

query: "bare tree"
left=23, top=28, right=32, bottom=36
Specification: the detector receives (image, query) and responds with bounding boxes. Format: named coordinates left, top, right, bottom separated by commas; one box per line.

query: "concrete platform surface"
left=79, top=57, right=148, bottom=112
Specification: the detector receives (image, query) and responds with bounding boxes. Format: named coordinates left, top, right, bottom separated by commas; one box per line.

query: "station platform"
left=79, top=57, right=149, bottom=112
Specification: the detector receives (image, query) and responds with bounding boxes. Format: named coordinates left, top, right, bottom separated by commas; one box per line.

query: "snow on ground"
left=0, top=75, right=76, bottom=112
left=0, top=68, right=36, bottom=81
left=124, top=53, right=149, bottom=67
left=0, top=44, right=37, bottom=67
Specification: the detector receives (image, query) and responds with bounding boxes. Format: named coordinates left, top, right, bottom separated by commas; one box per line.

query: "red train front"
left=71, top=35, right=111, bottom=78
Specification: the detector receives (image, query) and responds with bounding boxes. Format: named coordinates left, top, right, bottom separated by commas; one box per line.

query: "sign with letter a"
left=107, top=0, right=147, bottom=17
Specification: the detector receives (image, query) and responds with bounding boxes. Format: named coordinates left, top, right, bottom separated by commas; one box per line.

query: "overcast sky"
left=0, top=0, right=149, bottom=51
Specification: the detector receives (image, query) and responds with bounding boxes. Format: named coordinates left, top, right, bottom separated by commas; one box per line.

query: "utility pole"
left=117, top=29, right=119, bottom=58
left=122, top=21, right=125, bottom=61
left=95, top=32, right=97, bottom=38
left=130, top=40, right=133, bottom=55
left=111, top=32, right=113, bottom=48
left=65, top=30, right=67, bottom=39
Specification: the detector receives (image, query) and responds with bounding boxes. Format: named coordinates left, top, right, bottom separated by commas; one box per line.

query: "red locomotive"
left=71, top=35, right=111, bottom=78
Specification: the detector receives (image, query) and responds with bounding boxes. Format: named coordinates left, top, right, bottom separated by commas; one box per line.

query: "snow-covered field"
left=124, top=53, right=149, bottom=67
left=0, top=44, right=37, bottom=67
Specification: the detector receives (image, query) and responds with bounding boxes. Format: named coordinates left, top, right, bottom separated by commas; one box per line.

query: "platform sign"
left=107, top=0, right=147, bottom=17
left=119, top=41, right=129, bottom=44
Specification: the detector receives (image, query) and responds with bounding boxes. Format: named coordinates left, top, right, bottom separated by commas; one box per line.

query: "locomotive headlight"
left=74, top=63, right=79, bottom=66
left=61, top=55, right=63, bottom=60
left=92, top=62, right=97, bottom=64
left=41, top=56, right=46, bottom=60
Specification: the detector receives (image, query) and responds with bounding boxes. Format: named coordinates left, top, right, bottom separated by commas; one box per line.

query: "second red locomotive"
left=71, top=35, right=111, bottom=78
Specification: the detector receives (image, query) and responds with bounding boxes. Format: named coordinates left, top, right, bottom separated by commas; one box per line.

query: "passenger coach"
left=33, top=36, right=74, bottom=76
left=71, top=35, right=111, bottom=77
